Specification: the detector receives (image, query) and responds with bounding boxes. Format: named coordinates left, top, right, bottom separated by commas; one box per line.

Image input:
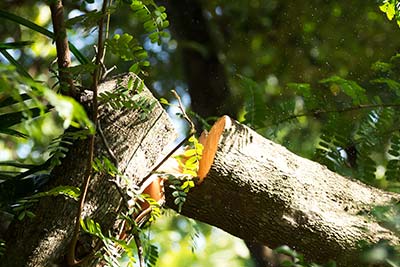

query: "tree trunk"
left=166, top=115, right=400, bottom=266
left=2, top=74, right=178, bottom=267
left=166, top=0, right=235, bottom=119
left=3, top=79, right=400, bottom=266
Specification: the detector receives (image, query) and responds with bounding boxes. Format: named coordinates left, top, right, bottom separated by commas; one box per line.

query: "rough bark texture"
left=2, top=74, right=177, bottom=267
left=4, top=86, right=400, bottom=266
left=166, top=116, right=400, bottom=266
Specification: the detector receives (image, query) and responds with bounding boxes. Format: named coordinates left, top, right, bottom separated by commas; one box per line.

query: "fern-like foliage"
left=238, top=74, right=269, bottom=129
left=167, top=135, right=203, bottom=212
left=386, top=134, right=400, bottom=185
left=106, top=33, right=150, bottom=73
left=320, top=75, right=368, bottom=105
left=144, top=243, right=159, bottom=267
left=0, top=65, right=93, bottom=206
left=106, top=0, right=169, bottom=74
left=99, top=76, right=156, bottom=119
left=80, top=211, right=160, bottom=267
left=130, top=0, right=170, bottom=45
left=81, top=218, right=130, bottom=267
left=0, top=3, right=167, bottom=265
left=11, top=185, right=80, bottom=221
left=378, top=0, right=400, bottom=27
left=241, top=52, right=400, bottom=191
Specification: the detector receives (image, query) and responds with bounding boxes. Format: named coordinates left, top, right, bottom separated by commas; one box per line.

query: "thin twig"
left=97, top=120, right=130, bottom=208
left=102, top=0, right=112, bottom=63
left=49, top=0, right=77, bottom=97
left=138, top=90, right=198, bottom=187
left=68, top=0, right=109, bottom=265
left=97, top=121, right=117, bottom=164
left=134, top=233, right=145, bottom=267
left=171, top=89, right=196, bottom=134
left=137, top=136, right=190, bottom=188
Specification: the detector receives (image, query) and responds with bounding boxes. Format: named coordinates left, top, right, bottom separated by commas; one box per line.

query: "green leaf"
left=0, top=10, right=88, bottom=64
left=17, top=211, right=26, bottom=221
left=25, top=210, right=36, bottom=218
left=80, top=219, right=88, bottom=232
left=31, top=185, right=81, bottom=200
left=0, top=41, right=33, bottom=50
left=182, top=180, right=195, bottom=190
left=195, top=143, right=204, bottom=155
left=174, top=197, right=182, bottom=205
left=188, top=135, right=199, bottom=144
left=0, top=50, right=32, bottom=78
left=320, top=76, right=367, bottom=105
left=159, top=98, right=169, bottom=105
left=129, top=63, right=140, bottom=73
left=184, top=157, right=197, bottom=168
left=380, top=1, right=396, bottom=20
left=274, top=245, right=298, bottom=257
left=287, top=83, right=312, bottom=98
left=181, top=181, right=190, bottom=189
left=183, top=149, right=197, bottom=157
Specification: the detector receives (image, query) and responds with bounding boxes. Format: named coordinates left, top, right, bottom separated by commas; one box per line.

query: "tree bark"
left=166, top=115, right=400, bottom=266
left=2, top=74, right=178, bottom=267
left=3, top=81, right=400, bottom=266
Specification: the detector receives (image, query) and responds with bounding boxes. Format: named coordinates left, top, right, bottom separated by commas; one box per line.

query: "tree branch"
left=276, top=103, right=400, bottom=125
left=49, top=0, right=77, bottom=97
left=167, top=115, right=400, bottom=266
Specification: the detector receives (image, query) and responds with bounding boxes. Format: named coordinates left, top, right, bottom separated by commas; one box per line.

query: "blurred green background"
left=1, top=0, right=400, bottom=266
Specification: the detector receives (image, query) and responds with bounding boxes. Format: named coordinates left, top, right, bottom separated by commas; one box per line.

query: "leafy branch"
left=275, top=103, right=400, bottom=125
left=106, top=0, right=169, bottom=74
left=159, top=92, right=204, bottom=212
left=379, top=0, right=400, bottom=27
left=0, top=10, right=88, bottom=65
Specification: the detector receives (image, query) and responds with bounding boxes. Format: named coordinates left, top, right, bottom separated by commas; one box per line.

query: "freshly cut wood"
left=167, top=115, right=400, bottom=266
left=197, top=118, right=224, bottom=182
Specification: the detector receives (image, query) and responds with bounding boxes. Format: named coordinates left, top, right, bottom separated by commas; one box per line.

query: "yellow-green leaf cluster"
left=379, top=0, right=400, bottom=27
left=175, top=135, right=203, bottom=178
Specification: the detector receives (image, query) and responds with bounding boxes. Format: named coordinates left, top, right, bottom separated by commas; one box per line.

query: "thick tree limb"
left=2, top=74, right=177, bottom=267
left=4, top=81, right=400, bottom=266
left=166, top=115, right=400, bottom=266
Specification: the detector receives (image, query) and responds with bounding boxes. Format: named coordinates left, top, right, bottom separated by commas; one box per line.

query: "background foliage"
left=1, top=0, right=400, bottom=266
